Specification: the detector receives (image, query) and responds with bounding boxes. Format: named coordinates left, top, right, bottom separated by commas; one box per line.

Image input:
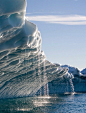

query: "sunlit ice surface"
left=0, top=0, right=73, bottom=99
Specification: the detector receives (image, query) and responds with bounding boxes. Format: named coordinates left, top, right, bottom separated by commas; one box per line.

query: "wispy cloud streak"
left=26, top=15, right=86, bottom=25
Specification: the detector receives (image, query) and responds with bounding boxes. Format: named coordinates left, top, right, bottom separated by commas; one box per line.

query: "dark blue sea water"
left=0, top=93, right=86, bottom=113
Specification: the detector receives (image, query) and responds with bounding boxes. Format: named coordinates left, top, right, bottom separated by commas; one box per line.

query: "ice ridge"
left=0, top=0, right=72, bottom=99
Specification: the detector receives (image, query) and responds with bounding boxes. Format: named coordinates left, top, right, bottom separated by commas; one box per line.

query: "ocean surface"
left=0, top=93, right=86, bottom=113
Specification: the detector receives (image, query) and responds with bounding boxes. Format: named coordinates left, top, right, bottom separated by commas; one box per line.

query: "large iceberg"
left=0, top=0, right=73, bottom=99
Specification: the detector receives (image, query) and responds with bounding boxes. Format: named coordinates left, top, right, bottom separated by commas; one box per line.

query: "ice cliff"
left=0, top=0, right=73, bottom=99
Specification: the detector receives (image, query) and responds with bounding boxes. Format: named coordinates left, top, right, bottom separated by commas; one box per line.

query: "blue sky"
left=26, top=0, right=86, bottom=70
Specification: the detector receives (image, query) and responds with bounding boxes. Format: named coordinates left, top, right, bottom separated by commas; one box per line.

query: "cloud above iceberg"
left=26, top=15, right=86, bottom=25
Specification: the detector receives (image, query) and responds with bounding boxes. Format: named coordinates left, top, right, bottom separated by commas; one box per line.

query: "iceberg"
left=0, top=0, right=86, bottom=99
left=0, top=0, right=72, bottom=99
left=44, top=65, right=86, bottom=95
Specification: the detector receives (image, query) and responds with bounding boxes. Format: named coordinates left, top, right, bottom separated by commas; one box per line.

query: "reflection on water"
left=0, top=95, right=62, bottom=113
left=0, top=94, right=86, bottom=113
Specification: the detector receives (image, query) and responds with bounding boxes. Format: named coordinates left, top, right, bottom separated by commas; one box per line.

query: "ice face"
left=0, top=0, right=26, bottom=16
left=0, top=0, right=26, bottom=51
left=0, top=0, right=72, bottom=99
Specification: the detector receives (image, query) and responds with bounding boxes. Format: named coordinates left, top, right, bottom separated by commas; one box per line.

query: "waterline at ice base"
left=0, top=0, right=86, bottom=99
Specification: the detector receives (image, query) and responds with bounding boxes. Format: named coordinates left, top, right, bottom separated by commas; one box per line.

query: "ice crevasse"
left=0, top=0, right=73, bottom=99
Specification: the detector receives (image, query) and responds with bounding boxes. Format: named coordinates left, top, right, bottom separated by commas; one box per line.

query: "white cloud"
left=26, top=15, right=86, bottom=25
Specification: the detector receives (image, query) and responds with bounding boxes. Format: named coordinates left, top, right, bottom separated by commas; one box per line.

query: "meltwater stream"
left=0, top=0, right=73, bottom=99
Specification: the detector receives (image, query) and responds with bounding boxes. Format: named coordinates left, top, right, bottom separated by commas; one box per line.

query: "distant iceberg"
left=0, top=0, right=72, bottom=99
left=81, top=68, right=86, bottom=75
